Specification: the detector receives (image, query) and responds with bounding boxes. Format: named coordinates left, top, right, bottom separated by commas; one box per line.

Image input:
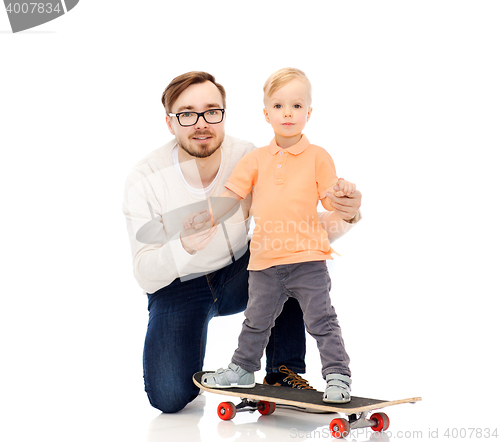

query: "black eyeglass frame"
left=167, top=109, right=226, bottom=127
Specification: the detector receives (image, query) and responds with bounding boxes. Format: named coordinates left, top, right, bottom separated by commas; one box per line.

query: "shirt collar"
left=268, top=134, right=310, bottom=156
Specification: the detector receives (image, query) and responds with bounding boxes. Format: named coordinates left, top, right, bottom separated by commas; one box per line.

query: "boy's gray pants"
left=232, top=261, right=351, bottom=379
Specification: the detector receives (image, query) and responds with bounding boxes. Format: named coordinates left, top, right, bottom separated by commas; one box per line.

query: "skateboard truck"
left=217, top=398, right=277, bottom=420
left=328, top=411, right=391, bottom=438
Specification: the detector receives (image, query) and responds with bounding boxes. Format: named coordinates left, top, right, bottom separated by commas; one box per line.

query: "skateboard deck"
left=193, top=371, right=421, bottom=438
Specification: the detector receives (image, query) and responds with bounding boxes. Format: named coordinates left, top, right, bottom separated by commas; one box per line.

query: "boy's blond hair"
left=263, top=67, right=312, bottom=105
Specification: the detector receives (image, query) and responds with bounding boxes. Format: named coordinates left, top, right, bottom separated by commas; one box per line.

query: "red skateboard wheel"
left=217, top=401, right=237, bottom=420
left=257, top=401, right=276, bottom=415
left=330, top=418, right=350, bottom=439
left=371, top=412, right=390, bottom=432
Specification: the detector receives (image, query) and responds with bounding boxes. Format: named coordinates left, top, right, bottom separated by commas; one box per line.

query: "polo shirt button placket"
left=275, top=152, right=286, bottom=185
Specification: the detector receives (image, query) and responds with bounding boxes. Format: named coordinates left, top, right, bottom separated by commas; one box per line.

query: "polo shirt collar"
left=269, top=135, right=310, bottom=155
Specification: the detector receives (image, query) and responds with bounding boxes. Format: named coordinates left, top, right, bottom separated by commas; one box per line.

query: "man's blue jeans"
left=143, top=246, right=306, bottom=413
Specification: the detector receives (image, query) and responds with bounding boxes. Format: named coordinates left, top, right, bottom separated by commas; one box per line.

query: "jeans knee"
left=154, top=399, right=186, bottom=414
left=146, top=387, right=198, bottom=414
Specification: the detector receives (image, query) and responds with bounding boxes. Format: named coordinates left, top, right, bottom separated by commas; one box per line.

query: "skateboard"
left=193, top=371, right=421, bottom=439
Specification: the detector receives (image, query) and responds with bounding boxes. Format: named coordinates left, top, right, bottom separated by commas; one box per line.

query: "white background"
left=1, top=1, right=499, bottom=441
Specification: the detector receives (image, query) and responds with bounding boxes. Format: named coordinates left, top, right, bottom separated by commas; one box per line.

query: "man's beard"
left=178, top=131, right=222, bottom=159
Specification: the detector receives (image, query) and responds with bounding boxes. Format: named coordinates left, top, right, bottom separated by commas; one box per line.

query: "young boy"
left=195, top=68, right=355, bottom=403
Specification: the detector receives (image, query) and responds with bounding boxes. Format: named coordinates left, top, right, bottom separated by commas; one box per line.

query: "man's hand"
left=180, top=210, right=219, bottom=254
left=325, top=186, right=362, bottom=221
left=180, top=222, right=218, bottom=255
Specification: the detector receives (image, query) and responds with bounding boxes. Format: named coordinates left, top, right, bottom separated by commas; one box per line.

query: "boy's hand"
left=332, top=178, right=356, bottom=197
left=182, top=210, right=217, bottom=230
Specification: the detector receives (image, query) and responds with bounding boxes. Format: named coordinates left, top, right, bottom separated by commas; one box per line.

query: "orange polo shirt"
left=225, top=135, right=338, bottom=271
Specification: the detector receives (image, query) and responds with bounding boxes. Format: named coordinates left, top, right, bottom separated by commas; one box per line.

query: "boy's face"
left=263, top=78, right=312, bottom=148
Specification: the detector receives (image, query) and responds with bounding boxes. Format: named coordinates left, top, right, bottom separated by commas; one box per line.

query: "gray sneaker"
left=201, top=363, right=255, bottom=389
left=323, top=373, right=352, bottom=403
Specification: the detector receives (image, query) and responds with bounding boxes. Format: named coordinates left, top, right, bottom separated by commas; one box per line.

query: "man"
left=123, top=71, right=362, bottom=413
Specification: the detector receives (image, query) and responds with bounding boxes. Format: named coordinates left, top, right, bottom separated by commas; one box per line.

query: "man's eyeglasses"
left=168, top=109, right=225, bottom=127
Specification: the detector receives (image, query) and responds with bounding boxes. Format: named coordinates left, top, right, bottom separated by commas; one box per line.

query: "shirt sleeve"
left=318, top=210, right=362, bottom=243
left=224, top=152, right=257, bottom=199
left=316, top=148, right=338, bottom=199
left=123, top=167, right=196, bottom=294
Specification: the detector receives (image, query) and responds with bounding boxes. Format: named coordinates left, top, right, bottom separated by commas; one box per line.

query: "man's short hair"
left=161, top=71, right=227, bottom=113
left=263, top=67, right=312, bottom=105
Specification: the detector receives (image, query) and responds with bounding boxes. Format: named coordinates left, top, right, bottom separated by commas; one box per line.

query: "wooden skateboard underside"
left=193, top=371, right=421, bottom=414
